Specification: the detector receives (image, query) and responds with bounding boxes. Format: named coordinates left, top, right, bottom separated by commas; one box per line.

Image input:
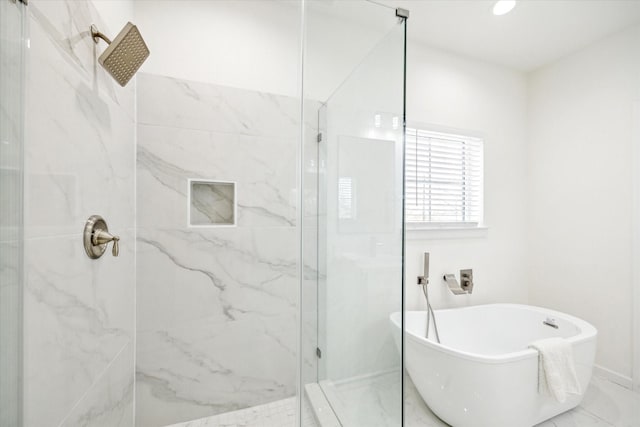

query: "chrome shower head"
left=90, top=22, right=150, bottom=87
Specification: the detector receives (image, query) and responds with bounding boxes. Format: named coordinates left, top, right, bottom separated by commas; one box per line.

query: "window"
left=338, top=177, right=355, bottom=219
left=405, top=127, right=483, bottom=227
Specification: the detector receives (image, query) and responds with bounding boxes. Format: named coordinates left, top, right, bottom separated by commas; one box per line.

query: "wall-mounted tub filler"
left=443, top=269, right=474, bottom=294
left=90, top=22, right=150, bottom=87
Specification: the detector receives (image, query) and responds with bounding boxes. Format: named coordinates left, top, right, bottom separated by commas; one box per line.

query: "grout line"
left=56, top=342, right=130, bottom=427
left=133, top=64, right=139, bottom=427
left=137, top=121, right=302, bottom=140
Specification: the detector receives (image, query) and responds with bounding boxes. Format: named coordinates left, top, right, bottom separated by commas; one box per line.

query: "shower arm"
left=90, top=25, right=112, bottom=45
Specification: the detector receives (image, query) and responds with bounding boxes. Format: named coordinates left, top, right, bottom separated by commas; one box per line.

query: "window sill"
left=405, top=224, right=489, bottom=240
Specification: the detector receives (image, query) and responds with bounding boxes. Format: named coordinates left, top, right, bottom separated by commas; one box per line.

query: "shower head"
left=90, top=22, right=150, bottom=87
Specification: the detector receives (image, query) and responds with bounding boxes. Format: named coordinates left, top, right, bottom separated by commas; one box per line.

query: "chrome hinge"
left=396, top=8, right=409, bottom=19
left=317, top=133, right=323, bottom=143
left=316, top=347, right=322, bottom=358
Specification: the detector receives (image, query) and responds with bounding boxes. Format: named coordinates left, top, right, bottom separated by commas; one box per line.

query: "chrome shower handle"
left=83, top=215, right=120, bottom=259
left=92, top=229, right=120, bottom=257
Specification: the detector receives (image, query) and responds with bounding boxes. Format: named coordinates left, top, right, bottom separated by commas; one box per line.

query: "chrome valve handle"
left=92, top=229, right=120, bottom=257
left=83, top=215, right=120, bottom=259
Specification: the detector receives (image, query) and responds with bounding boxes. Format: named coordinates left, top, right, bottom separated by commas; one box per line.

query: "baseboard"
left=593, top=364, right=633, bottom=390
left=330, top=367, right=399, bottom=387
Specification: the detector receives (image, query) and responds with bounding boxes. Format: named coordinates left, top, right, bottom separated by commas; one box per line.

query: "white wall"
left=527, top=24, right=640, bottom=383
left=92, top=0, right=134, bottom=35
left=404, top=41, right=530, bottom=312
left=134, top=0, right=301, bottom=98
left=133, top=0, right=395, bottom=101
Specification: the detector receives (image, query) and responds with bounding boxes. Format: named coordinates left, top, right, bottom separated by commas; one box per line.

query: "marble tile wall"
left=23, top=1, right=135, bottom=426
left=136, top=73, right=319, bottom=426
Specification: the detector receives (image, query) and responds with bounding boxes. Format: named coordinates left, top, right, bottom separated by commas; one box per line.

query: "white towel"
left=528, top=337, right=581, bottom=403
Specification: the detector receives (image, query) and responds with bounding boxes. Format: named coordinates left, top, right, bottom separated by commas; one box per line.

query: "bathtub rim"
left=391, top=303, right=598, bottom=365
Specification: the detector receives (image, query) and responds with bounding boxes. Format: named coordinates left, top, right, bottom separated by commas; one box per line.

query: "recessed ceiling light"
left=493, top=0, right=516, bottom=16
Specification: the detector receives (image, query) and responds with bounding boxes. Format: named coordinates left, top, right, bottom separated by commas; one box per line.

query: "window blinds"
left=405, top=128, right=483, bottom=225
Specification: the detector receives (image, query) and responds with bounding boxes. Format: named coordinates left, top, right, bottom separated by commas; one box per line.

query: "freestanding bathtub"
left=390, top=304, right=597, bottom=427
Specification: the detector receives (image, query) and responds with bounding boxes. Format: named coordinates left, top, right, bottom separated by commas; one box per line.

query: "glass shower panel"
left=0, top=0, right=26, bottom=425
left=301, top=4, right=406, bottom=424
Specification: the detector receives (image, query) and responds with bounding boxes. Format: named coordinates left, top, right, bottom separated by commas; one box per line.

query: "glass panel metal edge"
left=0, top=0, right=26, bottom=425
left=300, top=1, right=407, bottom=424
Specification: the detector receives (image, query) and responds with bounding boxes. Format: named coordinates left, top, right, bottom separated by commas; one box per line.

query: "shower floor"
left=167, top=397, right=318, bottom=427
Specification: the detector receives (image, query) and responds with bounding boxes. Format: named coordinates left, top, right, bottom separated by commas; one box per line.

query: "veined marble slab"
left=60, top=342, right=134, bottom=427
left=137, top=124, right=296, bottom=229
left=23, top=1, right=136, bottom=426
left=136, top=313, right=296, bottom=426
left=136, top=73, right=315, bottom=426
left=136, top=226, right=297, bottom=331
left=26, top=0, right=135, bottom=240
left=138, top=73, right=313, bottom=139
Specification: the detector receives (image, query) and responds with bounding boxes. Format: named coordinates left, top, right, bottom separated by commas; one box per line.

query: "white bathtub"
left=390, top=304, right=597, bottom=427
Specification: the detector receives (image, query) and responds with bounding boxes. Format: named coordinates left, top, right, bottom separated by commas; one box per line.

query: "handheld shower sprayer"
left=418, top=252, right=440, bottom=343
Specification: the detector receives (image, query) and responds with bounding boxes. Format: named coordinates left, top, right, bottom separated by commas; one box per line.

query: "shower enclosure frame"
left=0, top=0, right=27, bottom=425
left=297, top=1, right=409, bottom=425
left=633, top=100, right=640, bottom=393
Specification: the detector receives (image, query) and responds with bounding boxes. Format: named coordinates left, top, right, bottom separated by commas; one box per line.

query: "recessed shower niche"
left=188, top=179, right=236, bottom=227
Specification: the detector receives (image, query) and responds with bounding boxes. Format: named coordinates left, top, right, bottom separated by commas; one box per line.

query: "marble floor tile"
left=538, top=375, right=640, bottom=427
left=311, top=372, right=639, bottom=427
left=168, top=397, right=318, bottom=427
left=54, top=367, right=639, bottom=427
left=404, top=375, right=449, bottom=427
left=406, top=374, right=639, bottom=427
left=324, top=371, right=403, bottom=427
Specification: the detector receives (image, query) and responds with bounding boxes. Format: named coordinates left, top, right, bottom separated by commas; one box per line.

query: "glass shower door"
left=301, top=5, right=407, bottom=425
left=0, top=0, right=26, bottom=425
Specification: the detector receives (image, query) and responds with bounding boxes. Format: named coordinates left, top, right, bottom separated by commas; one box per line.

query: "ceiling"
left=380, top=0, right=640, bottom=71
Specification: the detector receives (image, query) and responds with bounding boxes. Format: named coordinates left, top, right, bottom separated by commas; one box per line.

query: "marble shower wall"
left=23, top=1, right=135, bottom=426
left=136, top=73, right=318, bottom=426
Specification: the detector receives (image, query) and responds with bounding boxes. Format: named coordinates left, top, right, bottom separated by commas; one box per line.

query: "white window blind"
left=405, top=128, right=483, bottom=225
left=338, top=177, right=355, bottom=219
